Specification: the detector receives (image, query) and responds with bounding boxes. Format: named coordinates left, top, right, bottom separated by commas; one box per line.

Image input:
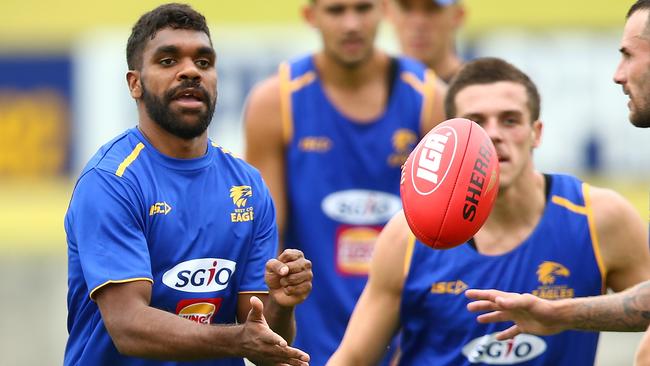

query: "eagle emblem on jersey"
left=536, top=261, right=570, bottom=285
left=388, top=129, right=418, bottom=167
left=230, top=186, right=252, bottom=208
left=393, top=129, right=418, bottom=151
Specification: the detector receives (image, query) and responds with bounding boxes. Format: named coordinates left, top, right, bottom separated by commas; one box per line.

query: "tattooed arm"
left=465, top=281, right=650, bottom=340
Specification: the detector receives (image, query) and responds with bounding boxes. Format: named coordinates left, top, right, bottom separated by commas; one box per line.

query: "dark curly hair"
left=126, top=3, right=211, bottom=70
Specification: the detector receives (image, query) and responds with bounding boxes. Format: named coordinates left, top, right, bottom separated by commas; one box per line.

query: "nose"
left=613, top=60, right=625, bottom=85
left=480, top=119, right=503, bottom=144
left=177, top=58, right=201, bottom=83
left=342, top=11, right=362, bottom=31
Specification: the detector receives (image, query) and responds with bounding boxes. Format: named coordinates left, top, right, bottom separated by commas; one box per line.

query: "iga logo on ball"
left=400, top=118, right=499, bottom=249
left=410, top=126, right=458, bottom=195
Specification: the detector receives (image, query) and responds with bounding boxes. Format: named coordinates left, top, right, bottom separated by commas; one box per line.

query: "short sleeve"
left=239, top=180, right=279, bottom=293
left=66, top=169, right=153, bottom=299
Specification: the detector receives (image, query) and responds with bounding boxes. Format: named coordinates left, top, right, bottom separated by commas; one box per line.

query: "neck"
left=474, top=169, right=546, bottom=254
left=314, top=49, right=389, bottom=88
left=137, top=115, right=208, bottom=159
left=427, top=51, right=463, bottom=83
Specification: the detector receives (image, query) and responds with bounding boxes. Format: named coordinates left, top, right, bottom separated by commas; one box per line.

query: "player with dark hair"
left=465, top=1, right=650, bottom=364
left=387, top=0, right=465, bottom=83
left=64, top=3, right=311, bottom=366
left=243, top=0, right=447, bottom=364
left=327, top=57, right=650, bottom=365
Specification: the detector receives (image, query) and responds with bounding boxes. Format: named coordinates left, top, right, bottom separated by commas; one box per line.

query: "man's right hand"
left=240, top=296, right=310, bottom=366
left=465, top=289, right=566, bottom=340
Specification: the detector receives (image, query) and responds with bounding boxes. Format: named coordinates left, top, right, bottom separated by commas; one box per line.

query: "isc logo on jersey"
left=462, top=333, right=547, bottom=364
left=321, top=189, right=401, bottom=225
left=163, top=258, right=236, bottom=293
left=410, top=126, right=457, bottom=195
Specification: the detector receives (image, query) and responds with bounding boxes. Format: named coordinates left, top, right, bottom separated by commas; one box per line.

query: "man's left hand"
left=265, top=249, right=313, bottom=307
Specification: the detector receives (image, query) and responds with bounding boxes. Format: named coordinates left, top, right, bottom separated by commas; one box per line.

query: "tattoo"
left=572, top=281, right=650, bottom=331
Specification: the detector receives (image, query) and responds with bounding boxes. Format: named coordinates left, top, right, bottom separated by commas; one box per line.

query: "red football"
left=400, top=118, right=499, bottom=249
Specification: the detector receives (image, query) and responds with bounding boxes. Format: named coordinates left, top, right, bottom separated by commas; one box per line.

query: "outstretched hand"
left=241, top=296, right=310, bottom=365
left=465, top=289, right=566, bottom=340
left=265, top=249, right=313, bottom=307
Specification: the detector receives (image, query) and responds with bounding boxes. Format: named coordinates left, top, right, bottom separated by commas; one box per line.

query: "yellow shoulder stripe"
left=89, top=277, right=153, bottom=300
left=582, top=183, right=607, bottom=293
left=279, top=62, right=294, bottom=145
left=404, top=232, right=417, bottom=277
left=550, top=195, right=588, bottom=215
left=115, top=142, right=145, bottom=177
left=279, top=62, right=317, bottom=145
left=400, top=69, right=438, bottom=130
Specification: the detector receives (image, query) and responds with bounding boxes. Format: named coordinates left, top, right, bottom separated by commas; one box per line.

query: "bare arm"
left=467, top=279, right=650, bottom=341
left=591, top=186, right=650, bottom=291
left=244, top=76, right=288, bottom=246
left=96, top=281, right=309, bottom=364
left=327, top=212, right=410, bottom=366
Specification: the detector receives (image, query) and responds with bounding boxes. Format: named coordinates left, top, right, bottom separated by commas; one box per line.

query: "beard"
left=141, top=79, right=217, bottom=139
left=629, top=70, right=650, bottom=128
left=630, top=105, right=650, bottom=128
left=630, top=93, right=650, bottom=128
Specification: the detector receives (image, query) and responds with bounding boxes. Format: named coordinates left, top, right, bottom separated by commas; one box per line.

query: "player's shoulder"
left=395, top=55, right=429, bottom=76
left=78, top=128, right=142, bottom=179
left=210, top=142, right=264, bottom=180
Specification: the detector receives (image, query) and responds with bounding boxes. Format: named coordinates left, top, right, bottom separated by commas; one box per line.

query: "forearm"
left=264, top=297, right=296, bottom=343
left=560, top=281, right=650, bottom=332
left=108, top=305, right=244, bottom=360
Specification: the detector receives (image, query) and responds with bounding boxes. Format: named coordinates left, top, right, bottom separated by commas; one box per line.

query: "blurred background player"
left=327, top=57, right=650, bottom=365
left=386, top=0, right=466, bottom=83
left=64, top=4, right=312, bottom=366
left=465, top=1, right=650, bottom=364
left=243, top=0, right=446, bottom=364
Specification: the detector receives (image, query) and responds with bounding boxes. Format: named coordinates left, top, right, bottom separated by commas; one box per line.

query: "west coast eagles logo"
left=532, top=261, right=574, bottom=300
left=229, top=186, right=254, bottom=222
left=536, top=261, right=570, bottom=285
left=388, top=129, right=418, bottom=167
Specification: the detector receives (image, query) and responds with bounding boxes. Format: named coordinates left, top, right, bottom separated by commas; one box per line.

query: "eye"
left=195, top=59, right=211, bottom=68
left=356, top=3, right=373, bottom=13
left=503, top=116, right=520, bottom=126
left=326, top=5, right=345, bottom=15
left=160, top=58, right=176, bottom=66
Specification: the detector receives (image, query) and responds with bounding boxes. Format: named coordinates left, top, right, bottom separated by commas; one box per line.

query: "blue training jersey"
left=400, top=174, right=605, bottom=365
left=280, top=54, right=439, bottom=364
left=65, top=128, right=278, bottom=366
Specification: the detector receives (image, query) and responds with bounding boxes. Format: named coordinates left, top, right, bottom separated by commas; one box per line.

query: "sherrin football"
left=400, top=118, right=499, bottom=249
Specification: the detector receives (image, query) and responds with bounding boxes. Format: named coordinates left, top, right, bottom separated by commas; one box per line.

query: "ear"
left=531, top=119, right=543, bottom=148
left=302, top=3, right=316, bottom=27
left=126, top=70, right=142, bottom=99
left=385, top=0, right=396, bottom=22
left=452, top=4, right=466, bottom=29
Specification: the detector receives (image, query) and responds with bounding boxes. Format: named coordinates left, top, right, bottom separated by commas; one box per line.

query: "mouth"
left=496, top=153, right=509, bottom=163
left=171, top=88, right=207, bottom=110
left=341, top=37, right=364, bottom=52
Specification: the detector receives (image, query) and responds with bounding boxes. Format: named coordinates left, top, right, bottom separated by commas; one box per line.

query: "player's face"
left=306, top=0, right=382, bottom=68
left=388, top=0, right=462, bottom=66
left=453, top=82, right=542, bottom=190
left=134, top=27, right=218, bottom=139
left=614, top=10, right=650, bottom=128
